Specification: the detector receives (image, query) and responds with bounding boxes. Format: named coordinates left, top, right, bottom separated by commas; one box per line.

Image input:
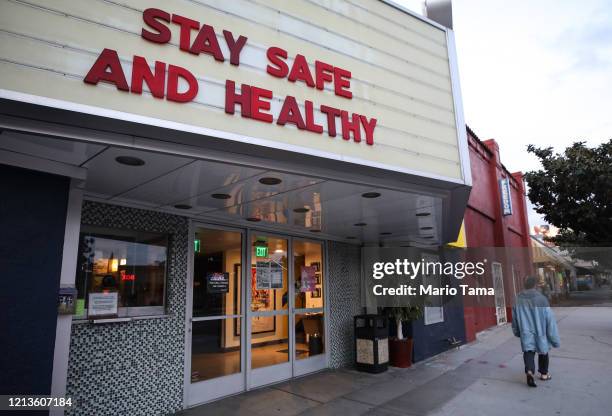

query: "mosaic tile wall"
left=65, top=201, right=188, bottom=416
left=327, top=241, right=362, bottom=368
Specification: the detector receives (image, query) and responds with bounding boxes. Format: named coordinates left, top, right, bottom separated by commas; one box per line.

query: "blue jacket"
left=511, top=289, right=560, bottom=353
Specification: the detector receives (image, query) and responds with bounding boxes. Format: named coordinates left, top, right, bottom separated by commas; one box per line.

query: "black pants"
left=523, top=351, right=549, bottom=375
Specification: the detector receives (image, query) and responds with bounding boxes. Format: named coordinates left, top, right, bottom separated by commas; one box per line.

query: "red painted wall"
left=463, top=128, right=533, bottom=342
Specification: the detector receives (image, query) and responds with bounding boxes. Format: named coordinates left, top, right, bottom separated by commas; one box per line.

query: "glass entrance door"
left=247, top=233, right=292, bottom=388
left=186, top=227, right=328, bottom=402
left=292, top=239, right=326, bottom=376
left=186, top=226, right=245, bottom=406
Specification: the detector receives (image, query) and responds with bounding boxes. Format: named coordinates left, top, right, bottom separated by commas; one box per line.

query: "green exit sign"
left=194, top=239, right=201, bottom=253
left=255, top=246, right=268, bottom=257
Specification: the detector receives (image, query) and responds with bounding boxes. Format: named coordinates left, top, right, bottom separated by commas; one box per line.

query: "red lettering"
left=223, top=30, right=247, bottom=66
left=141, top=8, right=171, bottom=44
left=250, top=86, right=273, bottom=123
left=320, top=105, right=342, bottom=137
left=334, top=67, right=352, bottom=98
left=225, top=80, right=251, bottom=117
left=288, top=54, right=315, bottom=87
left=304, top=100, right=323, bottom=133
left=131, top=56, right=165, bottom=98
left=166, top=65, right=198, bottom=103
left=360, top=115, right=377, bottom=145
left=190, top=24, right=224, bottom=61
left=266, top=47, right=289, bottom=78
left=341, top=111, right=361, bottom=142
left=171, top=14, right=199, bottom=52
left=315, top=61, right=334, bottom=91
left=277, top=96, right=306, bottom=129
left=84, top=48, right=129, bottom=91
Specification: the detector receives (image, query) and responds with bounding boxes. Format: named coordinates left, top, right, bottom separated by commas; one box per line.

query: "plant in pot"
left=382, top=306, right=422, bottom=368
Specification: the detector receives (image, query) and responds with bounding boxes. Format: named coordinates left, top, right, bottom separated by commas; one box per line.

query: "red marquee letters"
left=84, top=8, right=377, bottom=145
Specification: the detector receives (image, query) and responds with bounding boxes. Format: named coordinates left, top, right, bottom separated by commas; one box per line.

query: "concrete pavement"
left=180, top=299, right=612, bottom=415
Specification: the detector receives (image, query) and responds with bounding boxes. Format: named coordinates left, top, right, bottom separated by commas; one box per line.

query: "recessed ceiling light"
left=380, top=232, right=392, bottom=235
left=174, top=204, right=192, bottom=210
left=362, top=192, right=381, bottom=198
left=246, top=217, right=261, bottom=222
left=115, top=156, right=145, bottom=166
left=211, top=193, right=231, bottom=200
left=309, top=229, right=321, bottom=233
left=416, top=212, right=431, bottom=217
left=420, top=226, right=433, bottom=230
left=259, top=177, right=282, bottom=185
left=346, top=236, right=357, bottom=240
left=293, top=207, right=310, bottom=213
left=354, top=222, right=367, bottom=226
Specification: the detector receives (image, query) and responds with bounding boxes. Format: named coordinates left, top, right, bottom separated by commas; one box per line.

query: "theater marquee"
left=0, top=0, right=468, bottom=183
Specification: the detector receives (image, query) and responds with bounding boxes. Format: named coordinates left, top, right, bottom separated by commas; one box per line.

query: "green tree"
left=525, top=140, right=612, bottom=268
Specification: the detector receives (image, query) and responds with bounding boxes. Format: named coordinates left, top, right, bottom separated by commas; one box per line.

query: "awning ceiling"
left=1, top=130, right=444, bottom=245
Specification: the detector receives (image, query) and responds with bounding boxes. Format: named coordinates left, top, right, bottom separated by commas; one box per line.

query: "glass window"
left=423, top=254, right=443, bottom=325
left=191, top=318, right=241, bottom=382
left=250, top=235, right=288, bottom=312
left=192, top=228, right=242, bottom=317
left=75, top=225, right=168, bottom=318
left=295, top=312, right=324, bottom=360
left=293, top=240, right=324, bottom=309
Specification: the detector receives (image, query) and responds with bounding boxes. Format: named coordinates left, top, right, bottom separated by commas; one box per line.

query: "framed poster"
left=235, top=265, right=276, bottom=335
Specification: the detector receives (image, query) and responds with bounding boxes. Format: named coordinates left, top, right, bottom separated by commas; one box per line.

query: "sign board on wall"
left=500, top=179, right=513, bottom=216
left=0, top=0, right=464, bottom=181
left=88, top=292, right=119, bottom=318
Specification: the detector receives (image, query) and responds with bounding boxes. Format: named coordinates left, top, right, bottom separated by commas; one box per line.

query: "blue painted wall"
left=0, top=164, right=69, bottom=400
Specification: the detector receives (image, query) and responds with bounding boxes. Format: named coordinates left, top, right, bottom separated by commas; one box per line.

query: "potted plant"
left=382, top=306, right=422, bottom=368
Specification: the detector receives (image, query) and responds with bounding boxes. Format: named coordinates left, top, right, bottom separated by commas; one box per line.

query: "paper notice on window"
left=270, top=262, right=283, bottom=289
left=256, top=261, right=271, bottom=290
left=88, top=292, right=118, bottom=317
left=300, top=266, right=317, bottom=292
left=256, top=261, right=283, bottom=290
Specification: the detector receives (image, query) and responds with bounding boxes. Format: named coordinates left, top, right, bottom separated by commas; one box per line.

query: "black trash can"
left=354, top=314, right=389, bottom=373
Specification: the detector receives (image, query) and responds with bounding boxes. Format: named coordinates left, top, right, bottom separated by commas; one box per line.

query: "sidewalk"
left=180, top=306, right=612, bottom=416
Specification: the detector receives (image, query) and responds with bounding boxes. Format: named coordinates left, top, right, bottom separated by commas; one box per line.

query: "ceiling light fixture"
left=174, top=204, right=192, bottom=210
left=211, top=193, right=231, bottom=199
left=259, top=177, right=282, bottom=185
left=115, top=156, right=145, bottom=166
left=362, top=192, right=381, bottom=198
